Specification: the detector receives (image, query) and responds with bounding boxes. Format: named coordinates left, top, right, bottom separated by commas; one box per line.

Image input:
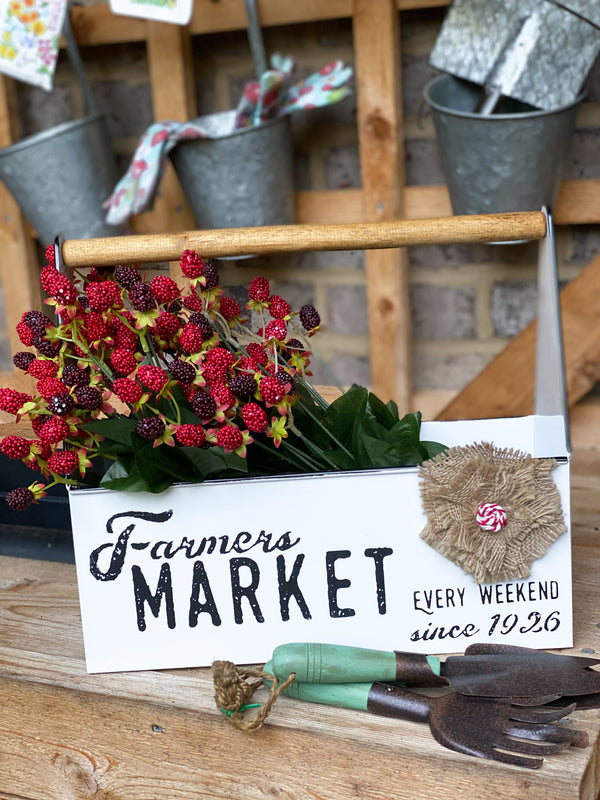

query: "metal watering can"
left=0, top=11, right=125, bottom=244
left=169, top=0, right=295, bottom=234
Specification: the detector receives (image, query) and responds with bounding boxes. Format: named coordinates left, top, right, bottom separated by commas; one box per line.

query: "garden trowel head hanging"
left=429, top=0, right=600, bottom=112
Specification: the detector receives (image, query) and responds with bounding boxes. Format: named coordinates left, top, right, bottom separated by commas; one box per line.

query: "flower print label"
left=69, top=416, right=573, bottom=674
left=0, top=0, right=67, bottom=90
left=109, top=0, right=192, bottom=26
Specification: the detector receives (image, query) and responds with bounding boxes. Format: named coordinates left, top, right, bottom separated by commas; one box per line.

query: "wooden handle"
left=62, top=211, right=547, bottom=267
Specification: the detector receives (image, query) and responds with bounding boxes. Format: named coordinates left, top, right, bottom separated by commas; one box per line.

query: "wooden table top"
left=2, top=428, right=600, bottom=799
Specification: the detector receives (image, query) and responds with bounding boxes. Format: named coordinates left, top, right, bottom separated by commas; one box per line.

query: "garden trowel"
left=269, top=642, right=600, bottom=705
left=429, top=0, right=600, bottom=112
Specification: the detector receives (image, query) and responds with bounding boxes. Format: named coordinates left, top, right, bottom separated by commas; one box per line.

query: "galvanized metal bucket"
left=169, top=109, right=294, bottom=231
left=0, top=113, right=124, bottom=243
left=423, top=74, right=581, bottom=215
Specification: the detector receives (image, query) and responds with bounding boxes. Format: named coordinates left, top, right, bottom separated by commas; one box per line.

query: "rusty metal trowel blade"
left=429, top=0, right=600, bottom=111
left=442, top=643, right=600, bottom=701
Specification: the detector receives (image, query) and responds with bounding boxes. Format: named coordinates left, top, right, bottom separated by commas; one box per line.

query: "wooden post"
left=353, top=0, right=411, bottom=410
left=0, top=75, right=40, bottom=391
left=139, top=22, right=197, bottom=237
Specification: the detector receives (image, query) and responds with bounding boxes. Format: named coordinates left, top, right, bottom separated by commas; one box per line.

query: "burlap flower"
left=418, top=442, right=567, bottom=584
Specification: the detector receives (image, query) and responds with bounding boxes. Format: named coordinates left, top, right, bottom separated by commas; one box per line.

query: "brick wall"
left=3, top=6, right=599, bottom=399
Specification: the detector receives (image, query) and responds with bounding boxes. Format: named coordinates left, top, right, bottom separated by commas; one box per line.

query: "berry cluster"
left=1, top=249, right=321, bottom=510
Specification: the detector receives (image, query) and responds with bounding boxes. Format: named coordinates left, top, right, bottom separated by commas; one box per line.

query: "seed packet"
left=109, top=0, right=192, bottom=26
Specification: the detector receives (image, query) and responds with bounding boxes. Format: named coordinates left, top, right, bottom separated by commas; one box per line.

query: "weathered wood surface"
left=1, top=411, right=600, bottom=799
left=437, top=251, right=600, bottom=421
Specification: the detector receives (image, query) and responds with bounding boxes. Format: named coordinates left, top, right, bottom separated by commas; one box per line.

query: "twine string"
left=212, top=660, right=296, bottom=732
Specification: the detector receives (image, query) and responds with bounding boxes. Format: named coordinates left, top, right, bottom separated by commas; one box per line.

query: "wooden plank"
left=298, top=182, right=600, bottom=227
left=353, top=0, right=412, bottom=410
left=143, top=22, right=197, bottom=235
left=436, top=252, right=600, bottom=421
left=68, top=0, right=450, bottom=45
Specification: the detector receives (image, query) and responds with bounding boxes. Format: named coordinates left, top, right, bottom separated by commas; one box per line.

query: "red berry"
left=216, top=424, right=243, bottom=452
left=179, top=323, right=206, bottom=354
left=39, top=416, right=70, bottom=444
left=246, top=343, right=268, bottom=365
left=211, top=382, right=236, bottom=408
left=1, top=435, right=32, bottom=459
left=268, top=295, right=291, bottom=319
left=114, top=323, right=139, bottom=351
left=0, top=388, right=32, bottom=415
left=175, top=423, right=206, bottom=447
left=180, top=249, right=205, bottom=279
left=112, top=378, right=143, bottom=404
left=219, top=296, right=241, bottom=322
left=150, top=275, right=180, bottom=304
left=36, top=377, right=69, bottom=401
left=150, top=275, right=179, bottom=303
left=137, top=364, right=169, bottom=393
left=182, top=291, right=204, bottom=312
left=83, top=311, right=110, bottom=343
left=241, top=402, right=268, bottom=433
left=248, top=276, right=270, bottom=303
left=27, top=358, right=59, bottom=378
left=110, top=348, right=137, bottom=376
left=86, top=280, right=121, bottom=312
left=49, top=273, right=78, bottom=305
left=259, top=375, right=288, bottom=407
left=154, top=312, right=181, bottom=338
left=47, top=450, right=79, bottom=475
left=16, top=321, right=35, bottom=346
left=264, top=319, right=287, bottom=341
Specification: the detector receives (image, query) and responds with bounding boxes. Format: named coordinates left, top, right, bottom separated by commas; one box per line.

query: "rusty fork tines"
left=369, top=684, right=589, bottom=769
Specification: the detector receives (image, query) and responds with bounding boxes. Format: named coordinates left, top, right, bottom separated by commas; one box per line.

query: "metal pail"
left=423, top=75, right=580, bottom=215
left=0, top=112, right=125, bottom=244
left=170, top=110, right=295, bottom=230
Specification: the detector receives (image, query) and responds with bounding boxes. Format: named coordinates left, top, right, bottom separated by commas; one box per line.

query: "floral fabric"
left=104, top=54, right=353, bottom=226
left=0, top=0, right=67, bottom=90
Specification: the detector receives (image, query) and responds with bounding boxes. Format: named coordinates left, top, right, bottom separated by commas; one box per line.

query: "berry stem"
left=59, top=321, right=114, bottom=382
left=114, top=310, right=151, bottom=355
left=164, top=390, right=181, bottom=425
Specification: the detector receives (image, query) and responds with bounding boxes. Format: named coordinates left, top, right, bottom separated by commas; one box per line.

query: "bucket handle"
left=60, top=210, right=547, bottom=267
left=62, top=5, right=99, bottom=118
left=245, top=0, right=268, bottom=78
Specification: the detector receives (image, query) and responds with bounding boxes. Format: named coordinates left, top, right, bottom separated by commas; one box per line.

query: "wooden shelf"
left=0, top=0, right=598, bottom=410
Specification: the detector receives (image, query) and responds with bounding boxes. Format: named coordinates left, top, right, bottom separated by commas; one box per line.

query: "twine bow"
left=212, top=660, right=296, bottom=732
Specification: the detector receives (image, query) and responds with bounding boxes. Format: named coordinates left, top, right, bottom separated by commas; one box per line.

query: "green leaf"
left=322, top=385, right=368, bottom=448
left=421, top=440, right=448, bottom=459
left=366, top=392, right=398, bottom=430
left=83, top=416, right=138, bottom=447
left=100, top=456, right=170, bottom=493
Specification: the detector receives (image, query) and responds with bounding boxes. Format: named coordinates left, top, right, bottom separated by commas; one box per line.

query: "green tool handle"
left=271, top=642, right=445, bottom=685
left=264, top=660, right=431, bottom=722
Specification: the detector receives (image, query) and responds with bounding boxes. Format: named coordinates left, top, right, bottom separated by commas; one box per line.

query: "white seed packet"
left=109, top=0, right=192, bottom=26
